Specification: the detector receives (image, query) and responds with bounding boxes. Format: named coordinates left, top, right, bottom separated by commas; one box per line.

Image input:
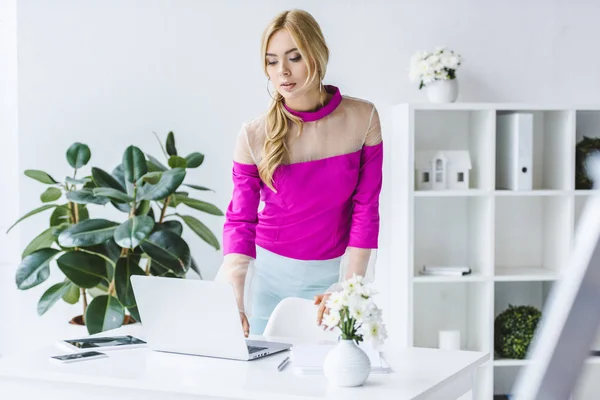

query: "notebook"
left=290, top=343, right=392, bottom=375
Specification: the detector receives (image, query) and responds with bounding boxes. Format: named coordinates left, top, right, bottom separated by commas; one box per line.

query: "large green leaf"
left=115, top=256, right=145, bottom=307
left=65, top=177, right=91, bottom=185
left=135, top=200, right=151, bottom=216
left=91, top=167, right=125, bottom=192
left=149, top=259, right=171, bottom=276
left=56, top=251, right=108, bottom=288
left=146, top=154, right=168, bottom=172
left=138, top=172, right=162, bottom=185
left=40, top=187, right=62, bottom=203
left=49, top=204, right=88, bottom=226
left=178, top=214, right=220, bottom=250
left=114, top=216, right=154, bottom=249
left=83, top=238, right=121, bottom=265
left=62, top=281, right=81, bottom=304
left=112, top=164, right=132, bottom=193
left=92, top=187, right=134, bottom=203
left=85, top=295, right=125, bottom=335
left=38, top=281, right=71, bottom=315
left=58, top=219, right=119, bottom=248
left=184, top=183, right=213, bottom=192
left=16, top=248, right=61, bottom=290
left=139, top=168, right=186, bottom=201
left=66, top=189, right=110, bottom=205
left=166, top=191, right=188, bottom=208
left=168, top=156, right=187, bottom=169
left=140, top=230, right=191, bottom=276
left=166, top=131, right=177, bottom=156
left=22, top=227, right=56, bottom=259
left=185, top=153, right=204, bottom=168
left=176, top=196, right=223, bottom=216
left=122, top=146, right=148, bottom=183
left=154, top=220, right=183, bottom=236
left=66, top=142, right=91, bottom=169
left=7, top=204, right=58, bottom=233
left=24, top=169, right=57, bottom=185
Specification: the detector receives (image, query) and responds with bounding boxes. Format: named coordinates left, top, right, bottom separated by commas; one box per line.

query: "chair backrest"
left=263, top=297, right=339, bottom=342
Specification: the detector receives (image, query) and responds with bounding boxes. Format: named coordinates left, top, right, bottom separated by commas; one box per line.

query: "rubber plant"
left=8, top=133, right=222, bottom=334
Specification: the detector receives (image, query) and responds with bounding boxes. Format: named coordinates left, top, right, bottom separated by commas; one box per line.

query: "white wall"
left=0, top=0, right=21, bottom=357
left=2, top=0, right=600, bottom=356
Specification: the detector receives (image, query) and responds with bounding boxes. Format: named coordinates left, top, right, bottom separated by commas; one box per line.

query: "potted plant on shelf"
left=7, top=132, right=222, bottom=334
left=321, top=274, right=387, bottom=387
left=409, top=46, right=462, bottom=103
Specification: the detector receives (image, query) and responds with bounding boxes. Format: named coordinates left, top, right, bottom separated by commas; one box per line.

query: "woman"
left=216, top=9, right=383, bottom=336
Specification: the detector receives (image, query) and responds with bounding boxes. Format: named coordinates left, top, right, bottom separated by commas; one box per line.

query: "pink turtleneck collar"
left=283, top=85, right=342, bottom=122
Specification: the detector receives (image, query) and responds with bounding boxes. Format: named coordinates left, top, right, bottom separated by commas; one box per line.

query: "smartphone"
left=58, top=335, right=147, bottom=352
left=50, top=351, right=108, bottom=364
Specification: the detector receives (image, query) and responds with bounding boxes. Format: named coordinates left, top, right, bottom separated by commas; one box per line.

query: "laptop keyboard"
left=248, top=345, right=268, bottom=354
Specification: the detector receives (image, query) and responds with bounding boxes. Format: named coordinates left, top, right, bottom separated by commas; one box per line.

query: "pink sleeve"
left=347, top=141, right=383, bottom=249
left=222, top=161, right=261, bottom=258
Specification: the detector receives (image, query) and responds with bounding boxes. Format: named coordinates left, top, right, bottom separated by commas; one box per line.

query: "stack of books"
left=419, top=265, right=472, bottom=277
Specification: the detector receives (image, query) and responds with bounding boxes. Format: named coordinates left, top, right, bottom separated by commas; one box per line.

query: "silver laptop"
left=130, top=275, right=291, bottom=361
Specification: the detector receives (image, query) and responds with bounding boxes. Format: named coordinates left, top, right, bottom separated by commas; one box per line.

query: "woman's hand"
left=239, top=311, right=250, bottom=337
left=314, top=293, right=331, bottom=326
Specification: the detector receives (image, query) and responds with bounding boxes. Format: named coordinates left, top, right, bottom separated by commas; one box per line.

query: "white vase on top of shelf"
left=409, top=46, right=462, bottom=103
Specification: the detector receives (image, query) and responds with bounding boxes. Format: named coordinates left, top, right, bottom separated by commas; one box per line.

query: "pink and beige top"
left=217, top=86, right=383, bottom=312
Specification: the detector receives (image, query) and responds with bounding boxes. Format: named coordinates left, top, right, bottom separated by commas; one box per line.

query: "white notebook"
left=290, top=343, right=392, bottom=375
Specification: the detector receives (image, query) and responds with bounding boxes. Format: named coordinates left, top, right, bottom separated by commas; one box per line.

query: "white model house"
left=415, top=150, right=472, bottom=190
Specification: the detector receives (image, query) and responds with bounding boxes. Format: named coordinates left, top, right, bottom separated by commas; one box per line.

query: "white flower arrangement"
left=322, top=274, right=388, bottom=349
left=409, top=46, right=462, bottom=90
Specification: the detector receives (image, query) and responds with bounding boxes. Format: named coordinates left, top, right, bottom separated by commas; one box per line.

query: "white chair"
left=263, top=297, right=339, bottom=342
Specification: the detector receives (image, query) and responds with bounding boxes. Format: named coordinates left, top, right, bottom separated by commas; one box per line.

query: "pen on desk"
left=277, top=356, right=290, bottom=371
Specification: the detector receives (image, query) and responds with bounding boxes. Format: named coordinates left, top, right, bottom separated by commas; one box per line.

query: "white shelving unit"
left=388, top=103, right=600, bottom=399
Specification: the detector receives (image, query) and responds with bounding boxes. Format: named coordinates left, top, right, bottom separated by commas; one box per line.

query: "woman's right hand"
left=239, top=311, right=250, bottom=337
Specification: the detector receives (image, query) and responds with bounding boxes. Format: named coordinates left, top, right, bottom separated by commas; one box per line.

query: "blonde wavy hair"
left=259, top=9, right=330, bottom=192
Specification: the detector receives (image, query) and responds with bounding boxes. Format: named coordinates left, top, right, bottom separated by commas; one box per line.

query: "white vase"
left=426, top=78, right=459, bottom=103
left=323, top=339, right=371, bottom=387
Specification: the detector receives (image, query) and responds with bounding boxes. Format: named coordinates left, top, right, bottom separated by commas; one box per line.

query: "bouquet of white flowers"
left=409, top=46, right=462, bottom=90
left=322, top=274, right=388, bottom=349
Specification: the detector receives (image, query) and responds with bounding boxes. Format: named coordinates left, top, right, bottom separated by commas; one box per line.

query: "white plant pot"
left=323, top=339, right=371, bottom=387
left=426, top=78, right=459, bottom=103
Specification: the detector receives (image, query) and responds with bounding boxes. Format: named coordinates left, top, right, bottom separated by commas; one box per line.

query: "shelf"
left=414, top=189, right=489, bottom=197
left=575, top=190, right=600, bottom=195
left=494, top=281, right=553, bottom=320
left=494, top=196, right=571, bottom=273
left=494, top=110, right=574, bottom=191
left=494, top=266, right=559, bottom=281
left=493, top=359, right=530, bottom=367
left=392, top=105, right=600, bottom=399
left=413, top=282, right=491, bottom=352
left=413, top=272, right=488, bottom=283
left=494, top=190, right=570, bottom=197
left=413, top=109, right=495, bottom=191
left=407, top=103, right=600, bottom=111
left=494, top=357, right=600, bottom=367
left=414, top=196, right=493, bottom=277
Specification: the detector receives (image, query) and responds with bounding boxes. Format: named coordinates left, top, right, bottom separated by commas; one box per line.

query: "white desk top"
left=0, top=325, right=488, bottom=400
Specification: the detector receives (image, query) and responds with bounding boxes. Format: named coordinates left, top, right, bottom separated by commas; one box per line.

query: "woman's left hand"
left=314, top=293, right=331, bottom=326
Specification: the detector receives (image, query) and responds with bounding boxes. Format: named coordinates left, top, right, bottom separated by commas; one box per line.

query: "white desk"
left=0, top=325, right=488, bottom=400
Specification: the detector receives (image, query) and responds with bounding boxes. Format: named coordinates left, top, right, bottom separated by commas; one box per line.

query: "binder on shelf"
left=420, top=265, right=472, bottom=276
left=496, top=112, right=533, bottom=191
